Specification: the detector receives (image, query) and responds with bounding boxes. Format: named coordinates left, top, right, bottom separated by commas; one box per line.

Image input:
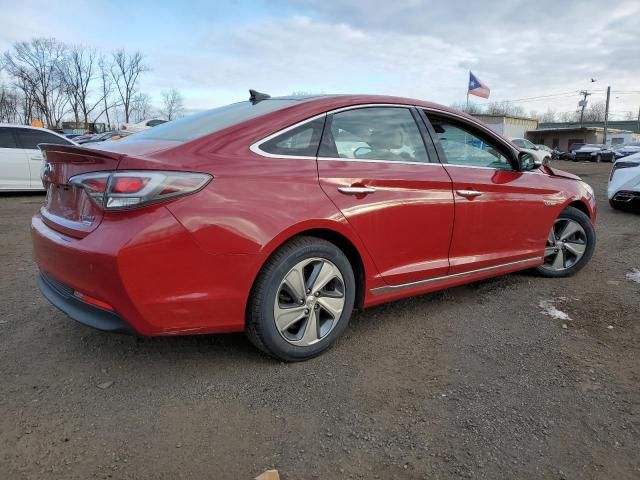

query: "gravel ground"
left=0, top=161, right=638, bottom=479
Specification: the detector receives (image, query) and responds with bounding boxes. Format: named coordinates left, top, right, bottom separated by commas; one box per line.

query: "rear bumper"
left=31, top=207, right=259, bottom=336
left=39, top=271, right=135, bottom=334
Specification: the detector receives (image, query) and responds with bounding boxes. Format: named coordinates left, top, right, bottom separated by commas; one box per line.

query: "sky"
left=1, top=0, right=639, bottom=120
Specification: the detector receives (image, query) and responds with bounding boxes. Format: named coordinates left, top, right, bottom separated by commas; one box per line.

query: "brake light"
left=112, top=176, right=148, bottom=193
left=69, top=171, right=211, bottom=210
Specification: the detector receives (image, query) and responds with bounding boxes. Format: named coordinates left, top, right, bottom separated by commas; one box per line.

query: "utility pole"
left=579, top=90, right=591, bottom=126
left=603, top=86, right=611, bottom=145
left=637, top=106, right=640, bottom=135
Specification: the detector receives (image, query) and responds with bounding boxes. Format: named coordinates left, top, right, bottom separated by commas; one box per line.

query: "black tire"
left=596, top=154, right=602, bottom=163
left=536, top=206, right=596, bottom=278
left=246, top=236, right=356, bottom=361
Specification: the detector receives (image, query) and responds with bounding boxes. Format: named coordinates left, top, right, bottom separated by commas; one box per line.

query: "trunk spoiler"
left=39, top=143, right=125, bottom=161
left=38, top=143, right=126, bottom=186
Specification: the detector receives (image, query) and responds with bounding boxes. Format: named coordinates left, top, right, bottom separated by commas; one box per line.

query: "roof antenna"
left=249, top=89, right=271, bottom=104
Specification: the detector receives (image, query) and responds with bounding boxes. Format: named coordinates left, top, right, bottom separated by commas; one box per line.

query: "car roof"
left=0, top=123, right=78, bottom=144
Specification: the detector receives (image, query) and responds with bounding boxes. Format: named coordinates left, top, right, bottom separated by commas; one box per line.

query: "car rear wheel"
left=246, top=236, right=355, bottom=361
left=596, top=154, right=602, bottom=163
left=536, top=207, right=595, bottom=278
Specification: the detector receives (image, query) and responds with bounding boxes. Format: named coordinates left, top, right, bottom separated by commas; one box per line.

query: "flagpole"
left=466, top=70, right=470, bottom=111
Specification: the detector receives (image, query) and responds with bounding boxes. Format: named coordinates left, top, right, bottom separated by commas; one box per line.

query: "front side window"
left=259, top=117, right=325, bottom=157
left=319, top=107, right=429, bottom=163
left=426, top=115, right=513, bottom=170
left=0, top=128, right=18, bottom=149
left=16, top=129, right=72, bottom=149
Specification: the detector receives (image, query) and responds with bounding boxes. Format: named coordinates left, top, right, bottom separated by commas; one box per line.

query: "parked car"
left=566, top=143, right=585, bottom=160
left=120, top=119, right=166, bottom=134
left=32, top=93, right=597, bottom=361
left=608, top=152, right=640, bottom=210
left=0, top=124, right=77, bottom=191
left=511, top=138, right=552, bottom=164
left=613, top=143, right=640, bottom=159
left=76, top=130, right=120, bottom=144
left=573, top=144, right=616, bottom=162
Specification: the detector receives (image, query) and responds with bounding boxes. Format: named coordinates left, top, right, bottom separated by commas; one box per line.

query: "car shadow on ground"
left=55, top=272, right=531, bottom=366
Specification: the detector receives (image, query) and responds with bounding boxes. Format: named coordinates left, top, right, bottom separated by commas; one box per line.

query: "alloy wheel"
left=542, top=218, right=588, bottom=271
left=273, top=258, right=346, bottom=347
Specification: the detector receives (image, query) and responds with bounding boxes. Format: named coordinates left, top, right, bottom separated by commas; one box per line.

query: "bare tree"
left=59, top=46, right=106, bottom=125
left=110, top=50, right=149, bottom=123
left=485, top=100, right=525, bottom=117
left=449, top=102, right=483, bottom=114
left=0, top=84, right=20, bottom=123
left=93, top=55, right=118, bottom=128
left=159, top=88, right=184, bottom=120
left=541, top=108, right=556, bottom=123
left=130, top=93, right=153, bottom=123
left=582, top=101, right=606, bottom=122
left=2, top=38, right=68, bottom=127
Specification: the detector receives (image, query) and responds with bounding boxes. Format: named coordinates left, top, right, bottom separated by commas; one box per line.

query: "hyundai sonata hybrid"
left=32, top=91, right=597, bottom=361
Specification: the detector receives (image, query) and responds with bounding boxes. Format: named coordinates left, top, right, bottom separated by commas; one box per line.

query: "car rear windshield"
left=122, top=99, right=300, bottom=143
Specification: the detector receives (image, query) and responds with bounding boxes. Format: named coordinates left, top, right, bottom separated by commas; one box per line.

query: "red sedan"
left=32, top=92, right=596, bottom=361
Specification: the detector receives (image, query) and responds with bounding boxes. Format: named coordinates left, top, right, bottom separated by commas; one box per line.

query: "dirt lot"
left=0, top=161, right=638, bottom=479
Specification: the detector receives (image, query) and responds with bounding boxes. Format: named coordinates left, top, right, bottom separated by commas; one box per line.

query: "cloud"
left=2, top=0, right=639, bottom=117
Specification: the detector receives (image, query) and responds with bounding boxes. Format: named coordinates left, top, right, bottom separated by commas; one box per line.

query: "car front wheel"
left=536, top=207, right=595, bottom=278
left=246, top=236, right=355, bottom=361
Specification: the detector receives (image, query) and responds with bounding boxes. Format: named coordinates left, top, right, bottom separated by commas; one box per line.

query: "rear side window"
left=318, top=107, right=429, bottom=163
left=0, top=128, right=18, bottom=148
left=126, top=100, right=300, bottom=142
left=16, top=129, right=71, bottom=149
left=259, top=117, right=325, bottom=157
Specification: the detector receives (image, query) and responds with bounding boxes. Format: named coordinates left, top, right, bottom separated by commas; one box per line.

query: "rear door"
left=422, top=110, right=557, bottom=274
left=15, top=128, right=73, bottom=189
left=0, top=127, right=30, bottom=190
left=317, top=106, right=454, bottom=286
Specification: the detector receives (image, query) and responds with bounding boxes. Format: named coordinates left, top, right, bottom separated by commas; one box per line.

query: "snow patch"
left=539, top=299, right=572, bottom=321
left=626, top=269, right=640, bottom=284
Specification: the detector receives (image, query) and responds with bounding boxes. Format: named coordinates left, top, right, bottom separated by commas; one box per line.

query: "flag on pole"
left=468, top=72, right=490, bottom=99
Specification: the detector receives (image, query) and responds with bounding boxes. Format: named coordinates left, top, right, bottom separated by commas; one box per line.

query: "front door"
left=0, top=127, right=30, bottom=190
left=317, top=106, right=454, bottom=286
left=423, top=111, right=557, bottom=274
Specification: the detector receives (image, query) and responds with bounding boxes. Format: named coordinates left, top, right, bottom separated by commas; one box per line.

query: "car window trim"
left=249, top=112, right=327, bottom=159
left=321, top=105, right=434, bottom=164
left=419, top=108, right=521, bottom=171
left=250, top=103, right=442, bottom=165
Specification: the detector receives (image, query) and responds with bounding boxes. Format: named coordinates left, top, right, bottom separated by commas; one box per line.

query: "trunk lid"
left=39, top=144, right=124, bottom=238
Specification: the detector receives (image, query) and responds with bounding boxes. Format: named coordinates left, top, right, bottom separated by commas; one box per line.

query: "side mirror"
left=518, top=151, right=538, bottom=170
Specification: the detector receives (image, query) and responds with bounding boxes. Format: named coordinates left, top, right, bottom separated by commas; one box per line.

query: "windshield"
left=121, top=99, right=300, bottom=143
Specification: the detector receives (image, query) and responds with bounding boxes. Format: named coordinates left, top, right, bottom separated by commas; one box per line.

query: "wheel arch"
left=566, top=199, right=592, bottom=219
left=249, top=221, right=376, bottom=315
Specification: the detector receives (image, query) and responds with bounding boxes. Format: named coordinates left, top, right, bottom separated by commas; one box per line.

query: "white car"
left=608, top=152, right=640, bottom=210
left=120, top=119, right=166, bottom=134
left=511, top=138, right=552, bottom=164
left=0, top=124, right=77, bottom=191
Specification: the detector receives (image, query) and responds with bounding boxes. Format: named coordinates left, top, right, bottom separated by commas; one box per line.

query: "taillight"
left=69, top=171, right=211, bottom=210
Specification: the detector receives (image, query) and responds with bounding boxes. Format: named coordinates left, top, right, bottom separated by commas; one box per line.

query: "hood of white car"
left=608, top=153, right=640, bottom=198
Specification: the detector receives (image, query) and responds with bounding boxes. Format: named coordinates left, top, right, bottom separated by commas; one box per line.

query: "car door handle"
left=30, top=156, right=42, bottom=161
left=456, top=189, right=483, bottom=198
left=338, top=186, right=377, bottom=195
